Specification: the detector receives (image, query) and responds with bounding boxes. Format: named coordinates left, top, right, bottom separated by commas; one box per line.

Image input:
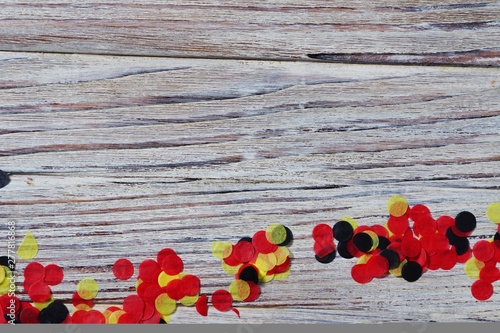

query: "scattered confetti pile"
left=1, top=224, right=293, bottom=323
left=211, top=224, right=293, bottom=316
left=313, top=196, right=500, bottom=301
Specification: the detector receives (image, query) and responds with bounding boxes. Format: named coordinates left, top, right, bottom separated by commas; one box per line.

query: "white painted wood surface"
left=0, top=0, right=499, bottom=65
left=1, top=51, right=499, bottom=323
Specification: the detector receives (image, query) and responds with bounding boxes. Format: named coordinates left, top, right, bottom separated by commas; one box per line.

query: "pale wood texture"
left=1, top=51, right=500, bottom=323
left=0, top=0, right=499, bottom=65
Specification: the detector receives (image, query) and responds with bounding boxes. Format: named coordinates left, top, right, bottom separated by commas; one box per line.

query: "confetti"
left=112, top=258, right=134, bottom=281
left=17, top=232, right=38, bottom=260
left=76, top=278, right=99, bottom=300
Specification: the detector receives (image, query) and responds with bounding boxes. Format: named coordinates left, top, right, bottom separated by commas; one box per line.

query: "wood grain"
left=1, top=51, right=499, bottom=323
left=0, top=0, right=499, bottom=65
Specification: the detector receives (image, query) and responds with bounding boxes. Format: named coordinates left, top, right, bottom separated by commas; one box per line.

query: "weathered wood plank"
left=0, top=1, right=499, bottom=65
left=0, top=51, right=500, bottom=323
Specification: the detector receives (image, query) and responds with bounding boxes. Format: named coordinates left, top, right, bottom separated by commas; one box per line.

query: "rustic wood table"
left=1, top=0, right=499, bottom=324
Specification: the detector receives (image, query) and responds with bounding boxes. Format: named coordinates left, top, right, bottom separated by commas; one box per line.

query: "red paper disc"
left=195, top=294, right=208, bottom=316
left=27, top=281, right=52, bottom=303
left=211, top=289, right=233, bottom=312
left=471, top=279, right=494, bottom=301
left=44, top=264, right=64, bottom=286
left=473, top=240, right=495, bottom=262
left=233, top=241, right=256, bottom=263
left=351, top=264, right=373, bottom=284
left=138, top=259, right=161, bottom=283
left=252, top=230, right=278, bottom=254
left=112, top=258, right=134, bottom=281
left=24, top=262, right=45, bottom=282
left=160, top=254, right=184, bottom=276
left=180, top=274, right=201, bottom=297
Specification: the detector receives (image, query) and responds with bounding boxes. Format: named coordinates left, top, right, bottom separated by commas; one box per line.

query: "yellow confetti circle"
left=0, top=266, right=6, bottom=285
left=340, top=216, right=358, bottom=230
left=387, top=195, right=409, bottom=217
left=486, top=202, right=500, bottom=224
left=77, top=277, right=99, bottom=300
left=158, top=271, right=180, bottom=288
left=273, top=246, right=290, bottom=265
left=180, top=294, right=199, bottom=307
left=222, top=262, right=242, bottom=275
left=155, top=293, right=177, bottom=315
left=266, top=224, right=287, bottom=245
left=33, top=295, right=54, bottom=310
left=211, top=241, right=233, bottom=260
left=274, top=268, right=291, bottom=281
left=17, top=232, right=39, bottom=260
left=464, top=258, right=485, bottom=279
left=108, top=310, right=126, bottom=324
left=254, top=252, right=277, bottom=273
left=229, top=280, right=251, bottom=301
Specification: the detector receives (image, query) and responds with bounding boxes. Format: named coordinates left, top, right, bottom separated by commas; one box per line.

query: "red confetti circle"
left=112, top=258, right=134, bottom=281
left=211, top=289, right=233, bottom=312
left=44, top=264, right=64, bottom=286
left=471, top=279, right=494, bottom=301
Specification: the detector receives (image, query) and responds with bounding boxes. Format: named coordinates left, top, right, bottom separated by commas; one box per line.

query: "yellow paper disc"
left=34, top=295, right=54, bottom=310
left=259, top=272, right=274, bottom=283
left=340, top=216, right=358, bottom=230
left=73, top=304, right=92, bottom=313
left=108, top=310, right=126, bottom=324
left=211, top=241, right=233, bottom=259
left=17, top=232, right=39, bottom=260
left=155, top=293, right=177, bottom=315
left=158, top=271, right=180, bottom=288
left=464, top=258, right=485, bottom=279
left=486, top=202, right=500, bottom=224
left=77, top=277, right=99, bottom=300
left=229, top=280, right=250, bottom=301
left=273, top=246, right=290, bottom=265
left=274, top=268, right=291, bottom=281
left=266, top=224, right=287, bottom=245
left=180, top=294, right=199, bottom=307
left=0, top=266, right=6, bottom=285
left=222, top=261, right=241, bottom=275
left=387, top=195, right=409, bottom=217
left=254, top=252, right=277, bottom=272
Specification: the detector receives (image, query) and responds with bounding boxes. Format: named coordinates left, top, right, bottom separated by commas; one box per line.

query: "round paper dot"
left=313, top=224, right=334, bottom=244
left=313, top=241, right=336, bottom=258
left=141, top=302, right=156, bottom=321
left=84, top=310, right=106, bottom=324
left=315, top=250, right=336, bottom=264
left=401, top=235, right=422, bottom=258
left=20, top=306, right=40, bottom=323
left=273, top=246, right=290, bottom=265
left=211, top=289, right=233, bottom=312
left=479, top=265, right=500, bottom=283
left=380, top=249, right=400, bottom=270
left=436, top=249, right=458, bottom=271
left=233, top=241, right=256, bottom=263
left=155, top=293, right=176, bottom=316
left=471, top=279, right=494, bottom=301
left=76, top=278, right=99, bottom=300
left=165, top=279, right=185, bottom=301
left=140, top=283, right=164, bottom=305
left=180, top=295, right=199, bottom=307
left=44, top=264, right=64, bottom=286
left=486, top=202, right=500, bottom=224
left=195, top=294, right=208, bottom=316
left=38, top=300, right=69, bottom=324
left=71, top=291, right=94, bottom=308
left=252, top=230, right=278, bottom=254
left=139, top=259, right=162, bottom=283
left=351, top=264, right=372, bottom=284
left=157, top=271, right=179, bottom=288
left=333, top=221, right=354, bottom=242
left=180, top=274, right=201, bottom=297
left=366, top=254, right=389, bottom=278
left=455, top=211, right=477, bottom=233
left=277, top=226, right=294, bottom=246
left=387, top=195, right=409, bottom=217
left=386, top=215, right=410, bottom=236
left=229, top=280, right=251, bottom=301
left=112, top=258, right=134, bottom=281
left=17, top=232, right=38, bottom=260
left=464, top=257, right=486, bottom=279
left=24, top=262, right=45, bottom=282
left=123, top=294, right=145, bottom=323
left=401, top=261, right=423, bottom=282
left=243, top=281, right=261, bottom=302
left=266, top=224, right=287, bottom=245
left=211, top=241, right=233, bottom=260
left=160, top=254, right=184, bottom=276
left=337, top=241, right=354, bottom=259
left=237, top=264, right=259, bottom=285
left=28, top=281, right=52, bottom=303
left=108, top=310, right=126, bottom=324
left=409, top=204, right=432, bottom=223
left=473, top=240, right=495, bottom=262
left=254, top=252, right=277, bottom=272
left=353, top=232, right=373, bottom=253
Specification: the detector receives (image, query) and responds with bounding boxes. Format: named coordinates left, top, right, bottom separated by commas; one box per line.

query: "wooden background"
left=1, top=0, right=499, bottom=324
